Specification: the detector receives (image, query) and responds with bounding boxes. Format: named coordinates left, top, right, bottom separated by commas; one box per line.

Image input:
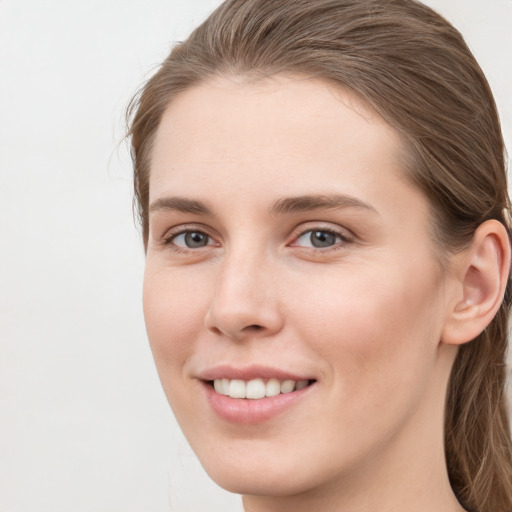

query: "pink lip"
left=197, top=364, right=316, bottom=424
left=203, top=383, right=313, bottom=424
left=198, top=364, right=313, bottom=382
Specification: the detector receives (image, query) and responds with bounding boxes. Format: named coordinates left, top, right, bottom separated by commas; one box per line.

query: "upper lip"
left=198, top=364, right=315, bottom=382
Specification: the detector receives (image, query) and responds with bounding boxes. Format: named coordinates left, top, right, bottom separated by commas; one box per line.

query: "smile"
left=202, top=375, right=316, bottom=424
left=212, top=378, right=311, bottom=399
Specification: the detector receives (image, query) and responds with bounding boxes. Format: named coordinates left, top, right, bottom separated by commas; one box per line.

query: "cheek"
left=289, top=259, right=443, bottom=394
left=143, top=264, right=209, bottom=375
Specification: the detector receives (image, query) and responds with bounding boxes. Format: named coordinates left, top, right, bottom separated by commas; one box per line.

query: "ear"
left=441, top=219, right=511, bottom=346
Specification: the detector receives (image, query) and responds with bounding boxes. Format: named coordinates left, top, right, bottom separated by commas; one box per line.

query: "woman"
left=127, top=1, right=512, bottom=511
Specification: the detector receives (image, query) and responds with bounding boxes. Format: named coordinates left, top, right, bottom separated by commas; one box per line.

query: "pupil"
left=185, top=232, right=208, bottom=248
left=311, top=231, right=335, bottom=248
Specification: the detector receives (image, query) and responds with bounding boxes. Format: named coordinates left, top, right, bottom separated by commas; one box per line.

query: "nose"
left=204, top=249, right=284, bottom=341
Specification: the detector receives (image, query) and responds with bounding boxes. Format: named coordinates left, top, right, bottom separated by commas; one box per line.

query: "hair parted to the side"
left=127, top=1, right=512, bottom=510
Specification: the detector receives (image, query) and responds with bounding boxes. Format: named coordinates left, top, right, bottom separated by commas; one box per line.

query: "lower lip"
left=202, top=382, right=313, bottom=424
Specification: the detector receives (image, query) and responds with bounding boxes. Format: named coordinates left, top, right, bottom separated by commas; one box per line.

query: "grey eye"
left=295, top=230, right=342, bottom=248
left=310, top=230, right=337, bottom=248
left=173, top=231, right=211, bottom=248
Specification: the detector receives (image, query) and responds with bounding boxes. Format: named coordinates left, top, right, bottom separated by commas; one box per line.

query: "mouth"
left=200, top=372, right=317, bottom=424
left=208, top=377, right=316, bottom=399
left=197, top=365, right=317, bottom=423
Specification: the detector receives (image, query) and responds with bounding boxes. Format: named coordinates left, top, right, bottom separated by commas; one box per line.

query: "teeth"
left=212, top=378, right=311, bottom=399
left=214, top=379, right=224, bottom=394
left=280, top=380, right=295, bottom=393
left=246, top=378, right=266, bottom=399
left=221, top=378, right=230, bottom=395
left=229, top=379, right=246, bottom=399
left=296, top=379, right=309, bottom=390
left=266, top=378, right=281, bottom=397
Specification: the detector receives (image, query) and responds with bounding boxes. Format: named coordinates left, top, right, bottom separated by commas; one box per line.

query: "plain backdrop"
left=1, top=1, right=511, bottom=511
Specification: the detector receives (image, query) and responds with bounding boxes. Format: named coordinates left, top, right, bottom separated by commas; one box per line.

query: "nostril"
left=207, top=323, right=264, bottom=337
left=246, top=324, right=263, bottom=331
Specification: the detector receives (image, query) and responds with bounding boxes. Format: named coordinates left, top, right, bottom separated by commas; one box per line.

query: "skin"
left=143, top=75, right=471, bottom=512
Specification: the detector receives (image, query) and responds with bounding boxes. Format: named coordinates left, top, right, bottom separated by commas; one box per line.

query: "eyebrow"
left=149, top=197, right=214, bottom=216
left=148, top=193, right=378, bottom=217
left=270, top=194, right=378, bottom=216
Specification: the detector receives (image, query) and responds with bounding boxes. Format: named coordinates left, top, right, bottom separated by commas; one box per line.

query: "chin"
left=189, top=435, right=346, bottom=498
left=203, top=462, right=318, bottom=497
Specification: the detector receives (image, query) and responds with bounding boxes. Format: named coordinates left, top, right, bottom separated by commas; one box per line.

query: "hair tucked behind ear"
left=127, top=1, right=512, bottom=509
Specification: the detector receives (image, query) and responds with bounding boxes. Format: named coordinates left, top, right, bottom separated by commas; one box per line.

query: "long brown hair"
left=127, top=1, right=512, bottom=510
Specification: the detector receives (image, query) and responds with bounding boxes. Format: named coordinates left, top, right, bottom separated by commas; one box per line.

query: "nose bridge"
left=205, top=243, right=282, bottom=338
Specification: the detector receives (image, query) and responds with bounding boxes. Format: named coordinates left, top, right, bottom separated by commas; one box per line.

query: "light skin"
left=143, top=75, right=509, bottom=512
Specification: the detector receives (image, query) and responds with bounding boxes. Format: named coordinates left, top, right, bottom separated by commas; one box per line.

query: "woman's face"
left=144, top=76, right=456, bottom=498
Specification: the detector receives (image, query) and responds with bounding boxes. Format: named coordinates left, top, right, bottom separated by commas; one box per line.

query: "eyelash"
left=161, top=224, right=354, bottom=254
left=162, top=225, right=218, bottom=253
left=291, top=226, right=353, bottom=251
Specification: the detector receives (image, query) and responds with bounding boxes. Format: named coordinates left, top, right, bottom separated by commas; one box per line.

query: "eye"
left=293, top=229, right=348, bottom=249
left=169, top=230, right=214, bottom=249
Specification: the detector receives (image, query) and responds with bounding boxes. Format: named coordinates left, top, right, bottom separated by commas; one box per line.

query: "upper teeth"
left=213, top=378, right=309, bottom=399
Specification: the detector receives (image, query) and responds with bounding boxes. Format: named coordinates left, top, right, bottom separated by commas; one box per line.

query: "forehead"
left=149, top=75, right=409, bottom=205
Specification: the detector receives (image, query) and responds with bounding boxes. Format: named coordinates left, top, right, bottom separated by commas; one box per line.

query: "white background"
left=1, top=1, right=511, bottom=511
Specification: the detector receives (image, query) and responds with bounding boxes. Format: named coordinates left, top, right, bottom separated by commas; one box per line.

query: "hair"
left=126, top=1, right=512, bottom=510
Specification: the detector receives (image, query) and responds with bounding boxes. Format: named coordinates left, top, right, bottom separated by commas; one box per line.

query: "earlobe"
left=442, top=220, right=511, bottom=346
